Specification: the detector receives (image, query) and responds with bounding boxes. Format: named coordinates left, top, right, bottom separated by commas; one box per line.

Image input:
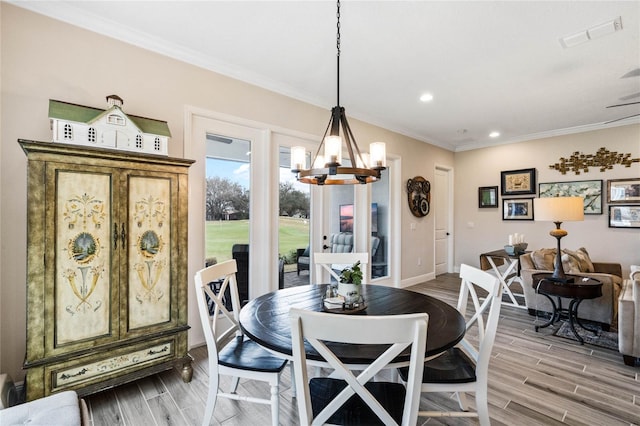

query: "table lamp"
left=534, top=196, right=584, bottom=283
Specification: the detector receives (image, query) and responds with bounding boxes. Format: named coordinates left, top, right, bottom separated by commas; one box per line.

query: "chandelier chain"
left=336, top=0, right=341, bottom=57
left=336, top=0, right=341, bottom=106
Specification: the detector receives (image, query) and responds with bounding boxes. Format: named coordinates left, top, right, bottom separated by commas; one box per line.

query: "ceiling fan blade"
left=605, top=113, right=640, bottom=124
left=606, top=101, right=640, bottom=108
left=621, top=68, right=640, bottom=78
left=620, top=91, right=640, bottom=101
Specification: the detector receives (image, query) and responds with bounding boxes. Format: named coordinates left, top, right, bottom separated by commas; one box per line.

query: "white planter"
left=337, top=283, right=361, bottom=304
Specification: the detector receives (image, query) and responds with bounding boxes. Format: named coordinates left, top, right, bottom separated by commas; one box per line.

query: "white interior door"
left=435, top=167, right=453, bottom=275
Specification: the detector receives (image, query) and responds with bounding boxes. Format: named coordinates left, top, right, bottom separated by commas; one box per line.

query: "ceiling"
left=12, top=1, right=640, bottom=152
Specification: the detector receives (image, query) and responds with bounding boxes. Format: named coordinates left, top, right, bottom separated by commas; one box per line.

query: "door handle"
left=113, top=222, right=118, bottom=248
left=121, top=223, right=126, bottom=246
left=323, top=244, right=330, bottom=250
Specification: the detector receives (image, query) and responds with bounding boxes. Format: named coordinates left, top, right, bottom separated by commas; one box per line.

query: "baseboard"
left=189, top=340, right=207, bottom=350
left=401, top=272, right=435, bottom=288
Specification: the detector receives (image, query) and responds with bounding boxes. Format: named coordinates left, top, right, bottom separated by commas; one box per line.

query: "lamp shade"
left=534, top=197, right=584, bottom=222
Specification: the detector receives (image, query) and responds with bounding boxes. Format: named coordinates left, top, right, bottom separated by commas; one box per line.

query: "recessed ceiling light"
left=489, top=131, right=500, bottom=138
left=419, top=93, right=434, bottom=102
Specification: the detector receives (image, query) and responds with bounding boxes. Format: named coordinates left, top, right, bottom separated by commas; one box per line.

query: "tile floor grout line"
left=136, top=379, right=160, bottom=426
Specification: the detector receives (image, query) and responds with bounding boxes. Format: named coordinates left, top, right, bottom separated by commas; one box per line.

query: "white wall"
left=454, top=124, right=640, bottom=276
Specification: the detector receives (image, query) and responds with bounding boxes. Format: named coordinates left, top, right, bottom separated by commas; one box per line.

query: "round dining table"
left=239, top=284, right=466, bottom=365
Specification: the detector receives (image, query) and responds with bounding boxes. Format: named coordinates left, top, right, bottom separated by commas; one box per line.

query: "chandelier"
left=291, top=0, right=386, bottom=185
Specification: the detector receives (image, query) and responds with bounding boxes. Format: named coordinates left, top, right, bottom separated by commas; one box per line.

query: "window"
left=154, top=137, right=161, bottom=151
left=371, top=168, right=390, bottom=278
left=88, top=127, right=96, bottom=143
left=204, top=134, right=251, bottom=263
left=278, top=146, right=310, bottom=284
left=107, top=114, right=125, bottom=125
left=63, top=124, right=73, bottom=140
left=135, top=134, right=143, bottom=149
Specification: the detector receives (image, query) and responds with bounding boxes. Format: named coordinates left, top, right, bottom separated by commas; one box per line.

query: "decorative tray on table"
left=322, top=296, right=367, bottom=314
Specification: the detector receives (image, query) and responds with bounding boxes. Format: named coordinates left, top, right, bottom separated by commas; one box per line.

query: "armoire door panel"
left=126, top=174, right=175, bottom=330
left=43, top=163, right=120, bottom=356
left=54, top=170, right=113, bottom=344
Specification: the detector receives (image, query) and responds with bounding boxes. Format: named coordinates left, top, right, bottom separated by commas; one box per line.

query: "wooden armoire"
left=20, top=140, right=194, bottom=400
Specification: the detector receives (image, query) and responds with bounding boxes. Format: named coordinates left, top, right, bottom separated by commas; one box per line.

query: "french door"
left=312, top=167, right=391, bottom=284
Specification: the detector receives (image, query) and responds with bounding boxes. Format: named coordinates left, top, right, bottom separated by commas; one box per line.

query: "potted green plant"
left=338, top=261, right=362, bottom=304
left=339, top=261, right=363, bottom=284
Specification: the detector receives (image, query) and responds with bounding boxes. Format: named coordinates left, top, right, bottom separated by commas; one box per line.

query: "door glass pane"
left=371, top=168, right=389, bottom=278
left=331, top=185, right=355, bottom=237
left=279, top=146, right=311, bottom=287
left=204, top=133, right=251, bottom=301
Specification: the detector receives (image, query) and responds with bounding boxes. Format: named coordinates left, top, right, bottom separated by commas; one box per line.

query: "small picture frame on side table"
left=478, top=186, right=498, bottom=208
left=501, top=168, right=536, bottom=195
left=607, top=178, right=640, bottom=204
left=608, top=205, right=640, bottom=228
left=503, top=198, right=534, bottom=220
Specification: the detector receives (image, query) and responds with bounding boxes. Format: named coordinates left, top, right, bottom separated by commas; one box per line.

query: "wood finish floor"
left=86, top=273, right=640, bottom=425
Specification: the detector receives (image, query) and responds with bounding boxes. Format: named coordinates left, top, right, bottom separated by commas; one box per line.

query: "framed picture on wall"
left=607, top=178, right=640, bottom=204
left=538, top=180, right=602, bottom=214
left=478, top=186, right=498, bottom=208
left=501, top=168, right=536, bottom=195
left=502, top=198, right=534, bottom=220
left=608, top=205, right=640, bottom=228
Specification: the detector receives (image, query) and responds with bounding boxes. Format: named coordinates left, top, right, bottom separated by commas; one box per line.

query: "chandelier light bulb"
left=370, top=142, right=387, bottom=168
left=290, top=146, right=306, bottom=172
left=324, top=135, right=342, bottom=165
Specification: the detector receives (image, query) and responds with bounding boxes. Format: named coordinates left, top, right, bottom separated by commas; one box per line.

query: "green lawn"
left=205, top=217, right=309, bottom=266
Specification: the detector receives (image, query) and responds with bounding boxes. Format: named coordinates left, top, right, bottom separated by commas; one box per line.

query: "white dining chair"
left=313, top=252, right=369, bottom=284
left=290, top=308, right=428, bottom=425
left=398, top=263, right=502, bottom=426
left=194, top=260, right=287, bottom=426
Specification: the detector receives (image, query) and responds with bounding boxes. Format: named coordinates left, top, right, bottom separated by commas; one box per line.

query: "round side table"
left=532, top=273, right=602, bottom=344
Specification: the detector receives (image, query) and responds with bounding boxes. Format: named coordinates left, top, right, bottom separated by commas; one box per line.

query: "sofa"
left=619, top=266, right=639, bottom=366
left=296, top=232, right=380, bottom=275
left=519, top=248, right=623, bottom=329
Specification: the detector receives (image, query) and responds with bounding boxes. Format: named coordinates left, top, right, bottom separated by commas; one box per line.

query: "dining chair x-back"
left=194, top=260, right=287, bottom=426
left=290, top=308, right=429, bottom=426
left=398, top=263, right=502, bottom=426
left=313, top=252, right=369, bottom=284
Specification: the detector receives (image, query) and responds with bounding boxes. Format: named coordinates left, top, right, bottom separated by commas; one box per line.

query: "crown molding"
left=454, top=118, right=640, bottom=152
left=7, top=1, right=330, bottom=108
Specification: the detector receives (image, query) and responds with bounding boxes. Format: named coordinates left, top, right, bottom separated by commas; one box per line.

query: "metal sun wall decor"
left=549, top=147, right=640, bottom=175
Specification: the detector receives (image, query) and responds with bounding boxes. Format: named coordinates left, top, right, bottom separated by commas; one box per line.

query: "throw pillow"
left=563, top=247, right=595, bottom=273
left=561, top=253, right=582, bottom=274
left=531, top=248, right=556, bottom=271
